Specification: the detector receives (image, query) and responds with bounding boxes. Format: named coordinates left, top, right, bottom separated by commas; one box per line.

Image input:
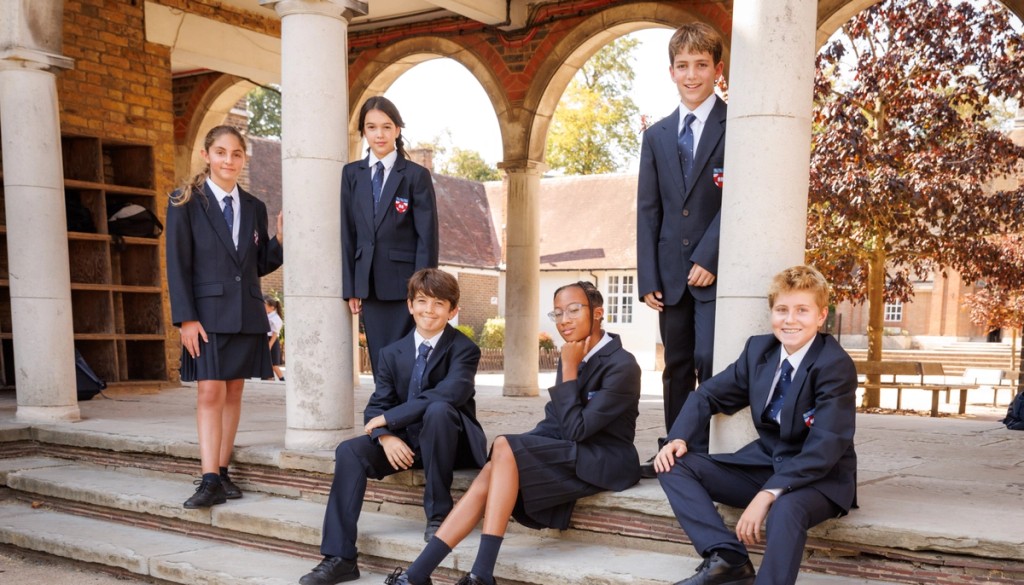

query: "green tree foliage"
left=546, top=36, right=641, bottom=175
left=454, top=323, right=477, bottom=343
left=247, top=85, right=282, bottom=139
left=479, top=317, right=505, bottom=349
left=808, top=0, right=1024, bottom=405
left=443, top=148, right=500, bottom=181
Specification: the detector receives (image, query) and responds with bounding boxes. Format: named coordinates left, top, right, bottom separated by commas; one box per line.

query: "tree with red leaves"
left=808, top=0, right=1024, bottom=406
left=963, top=235, right=1024, bottom=389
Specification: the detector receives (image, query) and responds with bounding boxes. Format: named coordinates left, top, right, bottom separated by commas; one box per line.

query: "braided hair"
left=553, top=280, right=604, bottom=309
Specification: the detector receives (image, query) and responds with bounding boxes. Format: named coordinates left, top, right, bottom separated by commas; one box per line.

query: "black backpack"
left=108, top=203, right=163, bottom=238
left=74, top=348, right=106, bottom=401
left=1003, top=389, right=1024, bottom=431
left=66, top=193, right=97, bottom=233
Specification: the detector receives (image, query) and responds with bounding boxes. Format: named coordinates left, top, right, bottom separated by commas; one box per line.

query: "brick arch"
left=173, top=73, right=255, bottom=181
left=521, top=1, right=731, bottom=163
left=816, top=0, right=1024, bottom=49
left=347, top=36, right=512, bottom=163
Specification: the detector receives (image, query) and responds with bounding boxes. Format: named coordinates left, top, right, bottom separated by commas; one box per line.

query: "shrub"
left=538, top=331, right=555, bottom=350
left=455, top=324, right=476, bottom=343
left=479, top=317, right=505, bottom=349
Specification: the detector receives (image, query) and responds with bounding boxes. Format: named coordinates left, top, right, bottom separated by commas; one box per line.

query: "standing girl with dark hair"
left=166, top=125, right=283, bottom=509
left=342, top=96, right=439, bottom=378
left=264, top=294, right=285, bottom=381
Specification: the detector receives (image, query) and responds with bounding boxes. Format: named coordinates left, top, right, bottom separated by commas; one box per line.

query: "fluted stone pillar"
left=261, top=0, right=367, bottom=449
left=712, top=0, right=818, bottom=452
left=0, top=0, right=79, bottom=423
left=500, top=161, right=544, bottom=397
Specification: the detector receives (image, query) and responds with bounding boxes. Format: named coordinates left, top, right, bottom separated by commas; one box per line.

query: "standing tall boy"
left=637, top=23, right=727, bottom=464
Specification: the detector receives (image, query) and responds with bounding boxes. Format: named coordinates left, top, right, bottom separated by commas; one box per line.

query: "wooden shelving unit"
left=0, top=135, right=167, bottom=387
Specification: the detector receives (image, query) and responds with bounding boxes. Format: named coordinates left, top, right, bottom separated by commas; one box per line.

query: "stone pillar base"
left=16, top=405, right=81, bottom=423
left=285, top=428, right=349, bottom=451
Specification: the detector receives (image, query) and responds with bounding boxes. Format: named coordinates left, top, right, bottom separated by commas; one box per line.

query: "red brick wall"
left=456, top=272, right=499, bottom=336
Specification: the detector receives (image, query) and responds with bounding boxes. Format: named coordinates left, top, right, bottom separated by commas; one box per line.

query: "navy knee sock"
left=406, top=536, right=451, bottom=584
left=469, top=534, right=503, bottom=585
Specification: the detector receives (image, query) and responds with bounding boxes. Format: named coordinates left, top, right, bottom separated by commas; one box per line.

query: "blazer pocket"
left=250, top=285, right=263, bottom=300
left=354, top=247, right=363, bottom=260
left=388, top=249, right=415, bottom=263
left=193, top=283, right=224, bottom=298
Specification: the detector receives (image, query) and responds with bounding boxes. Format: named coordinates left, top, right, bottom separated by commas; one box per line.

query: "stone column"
left=0, top=1, right=79, bottom=423
left=500, top=161, right=544, bottom=397
left=261, top=0, right=367, bottom=449
left=712, top=0, right=818, bottom=452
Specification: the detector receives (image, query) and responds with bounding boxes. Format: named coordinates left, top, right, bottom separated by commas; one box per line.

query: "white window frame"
left=605, top=274, right=635, bottom=324
left=884, top=301, right=903, bottom=323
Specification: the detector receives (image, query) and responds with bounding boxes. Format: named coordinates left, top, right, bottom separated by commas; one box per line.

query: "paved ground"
left=0, top=543, right=164, bottom=584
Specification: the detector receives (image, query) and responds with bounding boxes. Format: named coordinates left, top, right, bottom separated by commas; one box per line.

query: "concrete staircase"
left=2, top=422, right=1023, bottom=585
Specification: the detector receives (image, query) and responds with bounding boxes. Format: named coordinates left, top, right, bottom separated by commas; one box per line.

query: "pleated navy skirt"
left=503, top=433, right=603, bottom=530
left=179, top=332, right=272, bottom=382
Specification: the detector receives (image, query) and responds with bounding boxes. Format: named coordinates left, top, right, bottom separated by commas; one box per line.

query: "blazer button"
left=775, top=456, right=784, bottom=462
left=682, top=209, right=690, bottom=216
left=235, top=276, right=241, bottom=282
left=682, top=239, right=690, bottom=246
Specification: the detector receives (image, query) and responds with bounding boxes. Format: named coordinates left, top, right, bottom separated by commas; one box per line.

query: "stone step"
left=0, top=456, right=904, bottom=585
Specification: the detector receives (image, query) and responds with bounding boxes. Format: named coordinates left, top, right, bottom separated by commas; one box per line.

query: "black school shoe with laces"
left=455, top=574, right=496, bottom=585
left=299, top=556, right=359, bottom=585
left=182, top=476, right=227, bottom=509
left=383, top=568, right=432, bottom=585
left=219, top=472, right=242, bottom=499
left=673, top=552, right=755, bottom=585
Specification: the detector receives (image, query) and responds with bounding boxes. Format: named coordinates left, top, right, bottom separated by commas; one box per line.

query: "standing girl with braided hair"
left=342, top=96, right=439, bottom=379
left=166, top=125, right=283, bottom=508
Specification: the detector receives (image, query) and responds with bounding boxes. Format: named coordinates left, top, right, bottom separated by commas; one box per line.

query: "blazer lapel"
left=422, top=326, right=453, bottom=383
left=684, top=97, right=727, bottom=201
left=355, top=158, right=375, bottom=233
left=752, top=345, right=782, bottom=423
left=374, top=157, right=406, bottom=231
left=656, top=110, right=687, bottom=198
left=202, top=183, right=241, bottom=265
left=781, top=335, right=825, bottom=432
left=235, top=189, right=255, bottom=264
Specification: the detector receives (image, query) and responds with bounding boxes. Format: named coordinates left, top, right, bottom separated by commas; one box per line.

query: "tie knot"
left=375, top=161, right=384, bottom=173
left=683, top=113, right=696, bottom=130
left=418, top=342, right=431, bottom=360
left=224, top=196, right=233, bottom=208
left=780, top=359, right=794, bottom=379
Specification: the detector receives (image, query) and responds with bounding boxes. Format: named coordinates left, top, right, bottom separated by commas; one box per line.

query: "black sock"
left=406, top=536, right=451, bottom=584
left=202, top=472, right=221, bottom=485
left=714, top=549, right=748, bottom=566
left=219, top=466, right=229, bottom=477
left=469, top=534, right=503, bottom=585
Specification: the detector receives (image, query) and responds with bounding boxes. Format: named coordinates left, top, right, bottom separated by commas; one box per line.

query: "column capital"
left=260, top=0, right=368, bottom=20
left=497, top=159, right=547, bottom=174
left=0, top=48, right=73, bottom=71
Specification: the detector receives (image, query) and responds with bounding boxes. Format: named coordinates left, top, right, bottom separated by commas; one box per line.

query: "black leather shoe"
left=299, top=556, right=359, bottom=585
left=383, top=568, right=432, bottom=585
left=220, top=473, right=242, bottom=499
left=455, top=573, right=495, bottom=585
left=182, top=478, right=227, bottom=509
left=673, top=552, right=755, bottom=585
left=424, top=518, right=442, bottom=542
left=640, top=454, right=658, bottom=479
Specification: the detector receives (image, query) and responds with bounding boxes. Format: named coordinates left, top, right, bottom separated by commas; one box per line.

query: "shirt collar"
left=581, top=331, right=611, bottom=363
left=779, top=336, right=815, bottom=373
left=369, top=149, right=399, bottom=170
left=679, top=93, right=717, bottom=124
left=414, top=329, right=444, bottom=353
left=206, top=178, right=239, bottom=205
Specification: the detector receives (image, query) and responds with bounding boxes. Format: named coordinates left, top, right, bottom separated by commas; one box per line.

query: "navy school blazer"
left=636, top=96, right=726, bottom=305
left=341, top=155, right=439, bottom=302
left=166, top=183, right=283, bottom=333
left=529, top=333, right=642, bottom=492
left=366, top=324, right=487, bottom=467
left=668, top=333, right=858, bottom=513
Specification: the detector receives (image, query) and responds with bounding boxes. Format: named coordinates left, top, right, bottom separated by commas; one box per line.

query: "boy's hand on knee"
left=364, top=415, right=387, bottom=435
left=736, top=490, right=775, bottom=545
left=653, top=439, right=687, bottom=473
left=380, top=435, right=415, bottom=470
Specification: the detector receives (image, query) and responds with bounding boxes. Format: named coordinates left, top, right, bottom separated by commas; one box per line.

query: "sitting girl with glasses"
left=384, top=280, right=642, bottom=585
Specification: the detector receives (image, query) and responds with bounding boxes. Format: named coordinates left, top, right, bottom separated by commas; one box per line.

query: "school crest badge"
left=713, top=168, right=724, bottom=188
left=394, top=197, right=409, bottom=213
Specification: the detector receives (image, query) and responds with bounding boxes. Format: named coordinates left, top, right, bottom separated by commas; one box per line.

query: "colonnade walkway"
left=0, top=372, right=1021, bottom=585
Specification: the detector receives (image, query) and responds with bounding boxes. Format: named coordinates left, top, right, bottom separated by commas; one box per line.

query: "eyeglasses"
left=547, top=303, right=588, bottom=322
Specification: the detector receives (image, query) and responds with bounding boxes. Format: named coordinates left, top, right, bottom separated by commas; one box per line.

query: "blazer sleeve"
left=340, top=166, right=357, bottom=300
left=690, top=208, right=720, bottom=276
left=546, top=353, right=641, bottom=442
left=668, top=336, right=758, bottom=443
left=165, top=196, right=197, bottom=326
left=255, top=199, right=283, bottom=276
left=411, top=166, right=439, bottom=270
left=384, top=337, right=480, bottom=431
left=636, top=129, right=663, bottom=299
left=762, top=352, right=857, bottom=494
left=365, top=349, right=402, bottom=440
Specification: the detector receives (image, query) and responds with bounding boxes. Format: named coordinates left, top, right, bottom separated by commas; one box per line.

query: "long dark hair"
left=358, top=96, right=408, bottom=159
left=171, top=125, right=247, bottom=207
left=264, top=294, right=284, bottom=320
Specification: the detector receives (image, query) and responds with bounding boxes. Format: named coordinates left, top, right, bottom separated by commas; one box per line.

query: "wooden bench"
left=962, top=368, right=1024, bottom=406
left=854, top=360, right=978, bottom=417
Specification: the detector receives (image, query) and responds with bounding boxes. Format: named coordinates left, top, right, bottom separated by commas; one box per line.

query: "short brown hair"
left=767, top=265, right=830, bottom=309
left=668, top=22, right=724, bottom=65
left=407, top=268, right=460, bottom=308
